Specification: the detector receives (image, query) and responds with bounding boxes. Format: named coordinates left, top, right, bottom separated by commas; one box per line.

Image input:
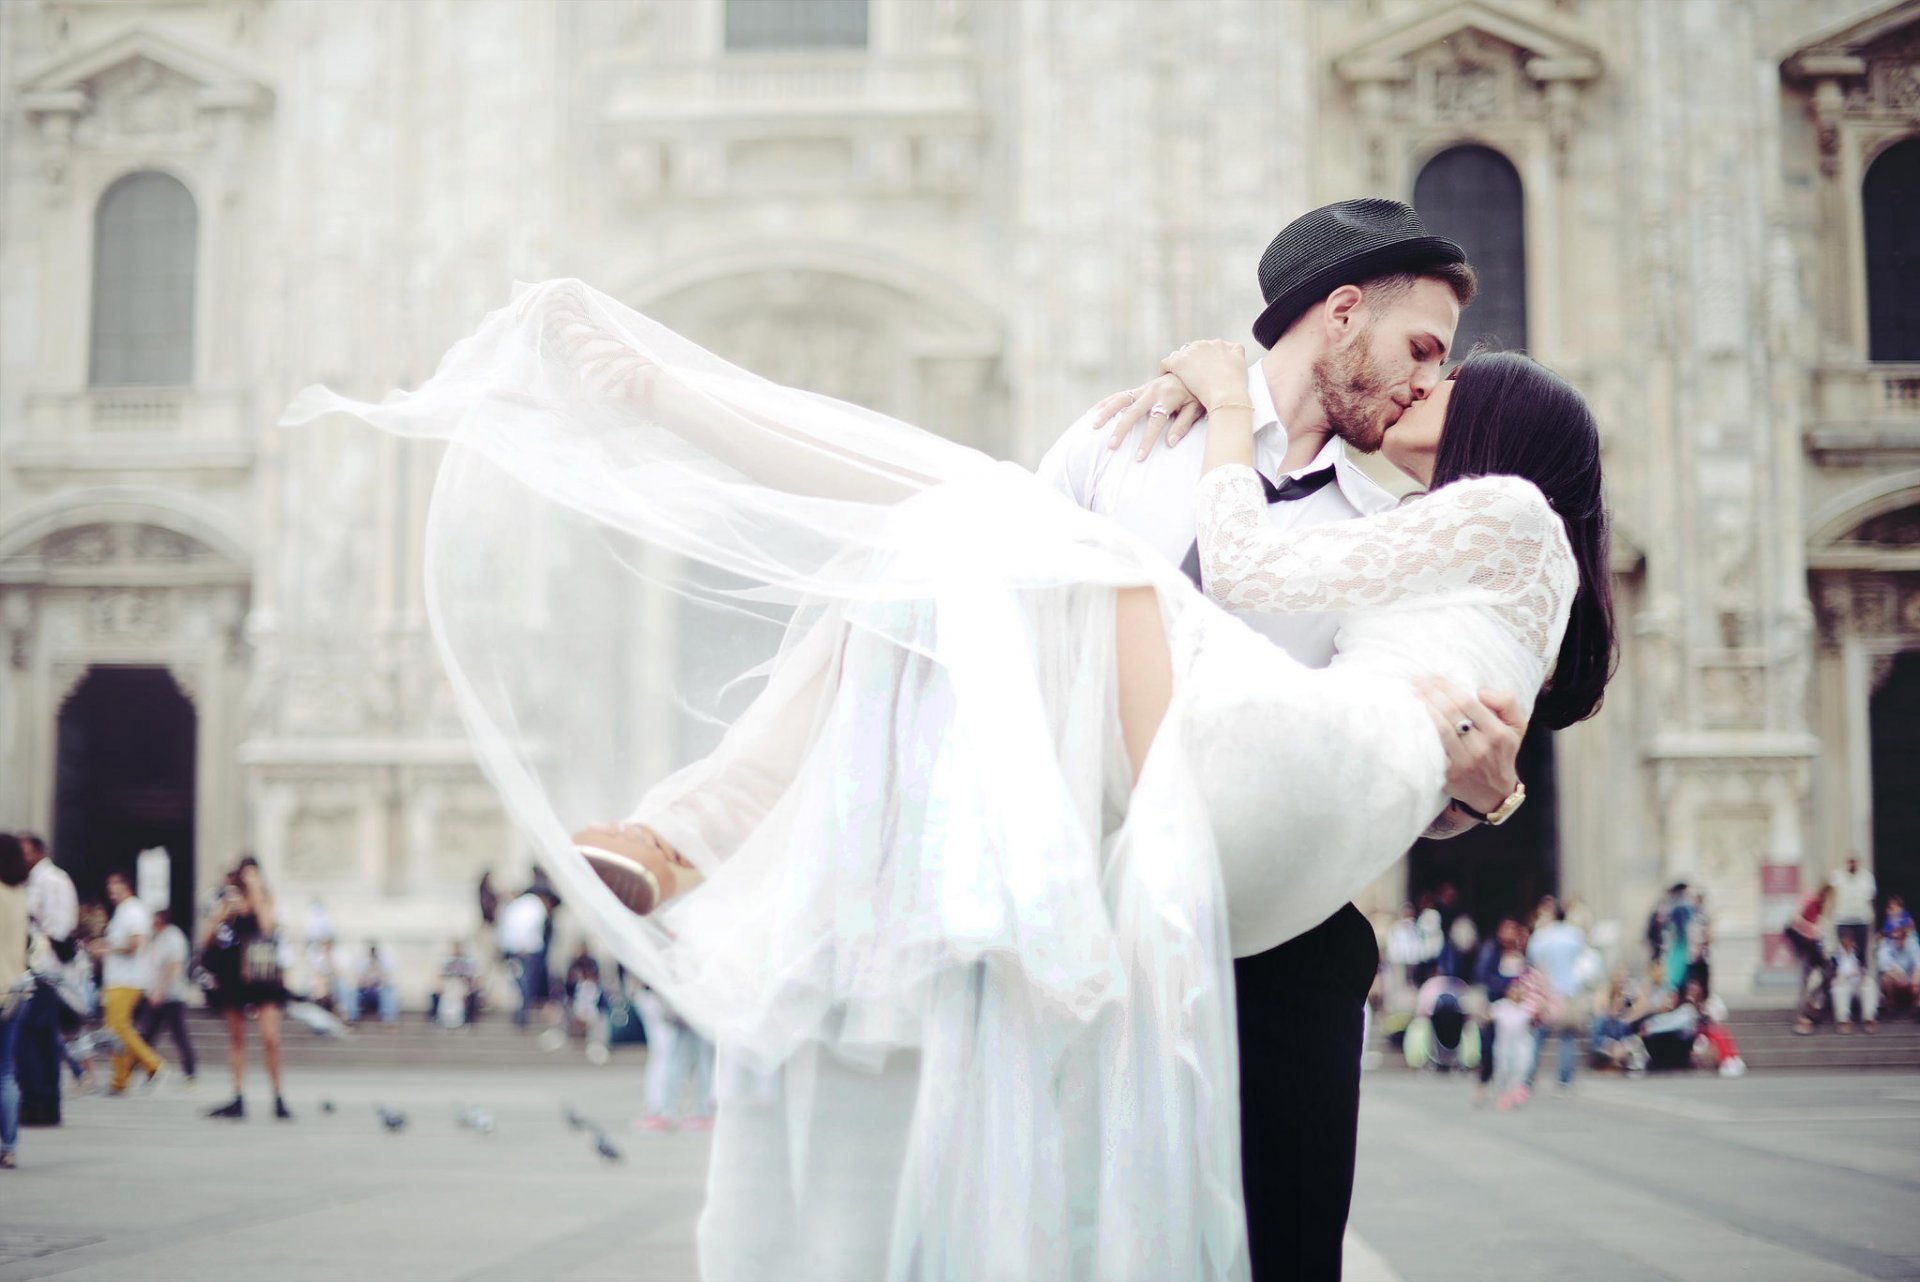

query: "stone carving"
left=73, top=58, right=202, bottom=150
left=41, top=524, right=215, bottom=566
left=1851, top=505, right=1920, bottom=546
left=85, top=588, right=170, bottom=639
left=47, top=527, right=117, bottom=564
left=1420, top=31, right=1518, bottom=123
left=0, top=592, right=32, bottom=668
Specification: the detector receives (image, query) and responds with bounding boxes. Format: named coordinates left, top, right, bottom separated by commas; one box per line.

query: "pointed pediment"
left=1335, top=0, right=1601, bottom=85
left=1784, top=0, right=1920, bottom=78
left=19, top=24, right=272, bottom=116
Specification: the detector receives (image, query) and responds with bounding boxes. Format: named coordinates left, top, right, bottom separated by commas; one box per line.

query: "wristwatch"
left=1456, top=781, right=1526, bottom=827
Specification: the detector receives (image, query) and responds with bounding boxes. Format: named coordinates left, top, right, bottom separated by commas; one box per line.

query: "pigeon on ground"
left=320, top=1099, right=336, bottom=1114
left=376, top=1105, right=408, bottom=1132
left=286, top=1000, right=353, bottom=1039
left=564, top=1105, right=588, bottom=1131
left=593, top=1130, right=623, bottom=1163
left=456, top=1105, right=495, bottom=1134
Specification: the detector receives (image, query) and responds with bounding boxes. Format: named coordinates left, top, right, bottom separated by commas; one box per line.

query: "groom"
left=1037, top=198, right=1527, bottom=1281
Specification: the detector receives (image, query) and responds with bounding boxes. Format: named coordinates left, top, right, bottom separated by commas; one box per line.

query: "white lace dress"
left=283, top=280, right=1578, bottom=1282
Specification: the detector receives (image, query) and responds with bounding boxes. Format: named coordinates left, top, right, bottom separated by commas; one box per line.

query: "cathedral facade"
left=2, top=0, right=1916, bottom=996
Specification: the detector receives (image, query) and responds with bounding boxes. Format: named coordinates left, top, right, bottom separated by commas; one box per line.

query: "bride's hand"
left=572, top=822, right=690, bottom=869
left=1158, top=340, right=1249, bottom=412
left=1086, top=374, right=1205, bottom=459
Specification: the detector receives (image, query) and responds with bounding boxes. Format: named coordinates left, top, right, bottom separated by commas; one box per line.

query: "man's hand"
left=1414, top=678, right=1526, bottom=817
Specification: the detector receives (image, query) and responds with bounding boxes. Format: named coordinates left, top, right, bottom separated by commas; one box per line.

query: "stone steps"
left=159, top=1008, right=633, bottom=1071
left=1374, top=1009, right=1920, bottom=1075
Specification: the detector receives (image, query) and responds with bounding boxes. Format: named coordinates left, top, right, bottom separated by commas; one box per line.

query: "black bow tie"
left=1181, top=466, right=1337, bottom=589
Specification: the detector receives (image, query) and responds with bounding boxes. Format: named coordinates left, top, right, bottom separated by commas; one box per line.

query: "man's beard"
left=1310, top=330, right=1396, bottom=454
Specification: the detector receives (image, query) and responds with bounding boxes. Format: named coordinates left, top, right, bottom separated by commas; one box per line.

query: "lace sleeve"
left=1193, top=465, right=1574, bottom=659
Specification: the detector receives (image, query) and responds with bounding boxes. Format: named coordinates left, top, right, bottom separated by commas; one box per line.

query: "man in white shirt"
left=138, top=908, right=198, bottom=1082
left=1829, top=854, right=1879, bottom=1031
left=1036, top=199, right=1527, bottom=1282
left=17, top=832, right=78, bottom=1125
left=495, top=887, right=550, bottom=1028
left=90, top=871, right=164, bottom=1093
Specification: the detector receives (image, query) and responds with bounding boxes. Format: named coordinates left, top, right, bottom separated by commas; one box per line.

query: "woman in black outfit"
left=201, top=857, right=292, bottom=1120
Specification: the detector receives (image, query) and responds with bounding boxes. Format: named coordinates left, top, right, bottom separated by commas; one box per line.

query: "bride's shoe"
left=577, top=838, right=702, bottom=916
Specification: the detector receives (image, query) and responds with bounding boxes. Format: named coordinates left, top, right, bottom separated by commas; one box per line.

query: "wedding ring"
left=1148, top=405, right=1170, bottom=419
left=1455, top=718, right=1474, bottom=736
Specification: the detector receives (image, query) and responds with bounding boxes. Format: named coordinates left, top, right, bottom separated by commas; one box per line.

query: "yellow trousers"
left=105, top=986, right=164, bottom=1091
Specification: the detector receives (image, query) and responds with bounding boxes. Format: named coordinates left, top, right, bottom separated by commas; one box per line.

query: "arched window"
left=725, top=0, right=868, bottom=50
left=1865, top=137, right=1920, bottom=362
left=1414, top=145, right=1527, bottom=356
left=89, top=171, right=197, bottom=387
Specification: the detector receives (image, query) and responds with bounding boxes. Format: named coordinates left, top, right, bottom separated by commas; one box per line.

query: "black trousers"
left=139, top=1000, right=197, bottom=1078
left=1236, top=902, right=1378, bottom=1282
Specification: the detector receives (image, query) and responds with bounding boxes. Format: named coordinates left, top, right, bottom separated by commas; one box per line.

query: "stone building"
left=1, top=0, right=1916, bottom=997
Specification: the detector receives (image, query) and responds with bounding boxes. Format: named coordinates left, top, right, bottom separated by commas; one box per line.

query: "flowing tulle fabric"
left=284, top=281, right=1248, bottom=1280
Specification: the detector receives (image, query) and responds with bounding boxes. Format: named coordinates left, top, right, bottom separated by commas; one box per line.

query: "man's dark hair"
left=1429, top=350, right=1617, bottom=729
left=0, top=833, right=27, bottom=888
left=17, top=831, right=46, bottom=858
left=1357, top=262, right=1479, bottom=316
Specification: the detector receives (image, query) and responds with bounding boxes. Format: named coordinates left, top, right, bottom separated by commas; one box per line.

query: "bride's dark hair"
left=1429, top=350, right=1616, bottom=729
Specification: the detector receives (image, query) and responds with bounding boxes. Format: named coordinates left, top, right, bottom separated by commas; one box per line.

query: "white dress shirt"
left=1035, top=365, right=1396, bottom=668
left=26, top=857, right=78, bottom=943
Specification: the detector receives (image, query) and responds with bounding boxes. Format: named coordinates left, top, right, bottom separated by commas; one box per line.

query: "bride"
left=286, top=280, right=1613, bottom=1282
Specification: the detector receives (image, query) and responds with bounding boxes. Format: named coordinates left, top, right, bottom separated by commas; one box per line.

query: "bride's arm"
left=608, top=615, right=841, bottom=870
left=1194, top=472, right=1567, bottom=629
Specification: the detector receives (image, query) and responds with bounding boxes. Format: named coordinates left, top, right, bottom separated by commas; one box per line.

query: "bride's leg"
left=1115, top=587, right=1172, bottom=785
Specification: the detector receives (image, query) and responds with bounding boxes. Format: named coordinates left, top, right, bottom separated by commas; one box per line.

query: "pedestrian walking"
left=16, top=832, right=76, bottom=1126
left=137, top=908, right=197, bottom=1083
left=90, top=872, right=164, bottom=1094
left=1526, top=904, right=1589, bottom=1091
left=0, top=834, right=33, bottom=1168
left=495, top=884, right=550, bottom=1029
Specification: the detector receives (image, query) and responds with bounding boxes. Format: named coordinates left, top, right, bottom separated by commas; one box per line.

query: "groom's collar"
left=1250, top=367, right=1396, bottom=517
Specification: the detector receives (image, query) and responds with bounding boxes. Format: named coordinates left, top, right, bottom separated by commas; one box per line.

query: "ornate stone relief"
left=1850, top=504, right=1920, bottom=546
left=18, top=27, right=274, bottom=197
left=84, top=587, right=171, bottom=639
left=41, top=523, right=218, bottom=567
left=73, top=58, right=202, bottom=149
left=1811, top=569, right=1920, bottom=648
left=1333, top=2, right=1602, bottom=182
left=1784, top=5, right=1920, bottom=175
left=0, top=593, right=32, bottom=669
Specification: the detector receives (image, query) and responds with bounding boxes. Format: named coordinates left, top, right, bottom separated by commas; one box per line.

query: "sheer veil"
left=283, top=280, right=1247, bottom=1280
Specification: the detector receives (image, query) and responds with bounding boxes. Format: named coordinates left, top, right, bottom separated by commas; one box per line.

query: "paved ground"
left=1349, top=1069, right=1920, bottom=1282
left=1, top=1063, right=1915, bottom=1280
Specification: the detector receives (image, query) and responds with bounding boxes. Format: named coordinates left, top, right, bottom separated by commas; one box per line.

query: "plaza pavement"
left=0, top=1061, right=1914, bottom=1280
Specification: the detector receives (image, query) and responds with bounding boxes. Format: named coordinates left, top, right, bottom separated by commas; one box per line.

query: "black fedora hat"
left=1251, top=199, right=1467, bottom=349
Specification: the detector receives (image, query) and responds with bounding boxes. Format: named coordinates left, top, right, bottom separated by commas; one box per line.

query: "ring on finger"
left=1454, top=718, right=1474, bottom=737
left=1148, top=405, right=1170, bottom=419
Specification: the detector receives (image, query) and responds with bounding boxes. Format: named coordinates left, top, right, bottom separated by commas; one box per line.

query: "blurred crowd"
left=1374, top=882, right=1746, bottom=1109
left=1785, top=855, right=1915, bottom=1036
left=0, top=835, right=718, bottom=1172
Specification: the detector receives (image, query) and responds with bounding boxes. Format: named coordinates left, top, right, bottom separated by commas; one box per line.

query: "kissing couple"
left=289, top=198, right=1614, bottom=1281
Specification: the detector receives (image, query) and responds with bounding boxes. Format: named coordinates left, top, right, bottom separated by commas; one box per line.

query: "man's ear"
left=1321, top=285, right=1365, bottom=342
